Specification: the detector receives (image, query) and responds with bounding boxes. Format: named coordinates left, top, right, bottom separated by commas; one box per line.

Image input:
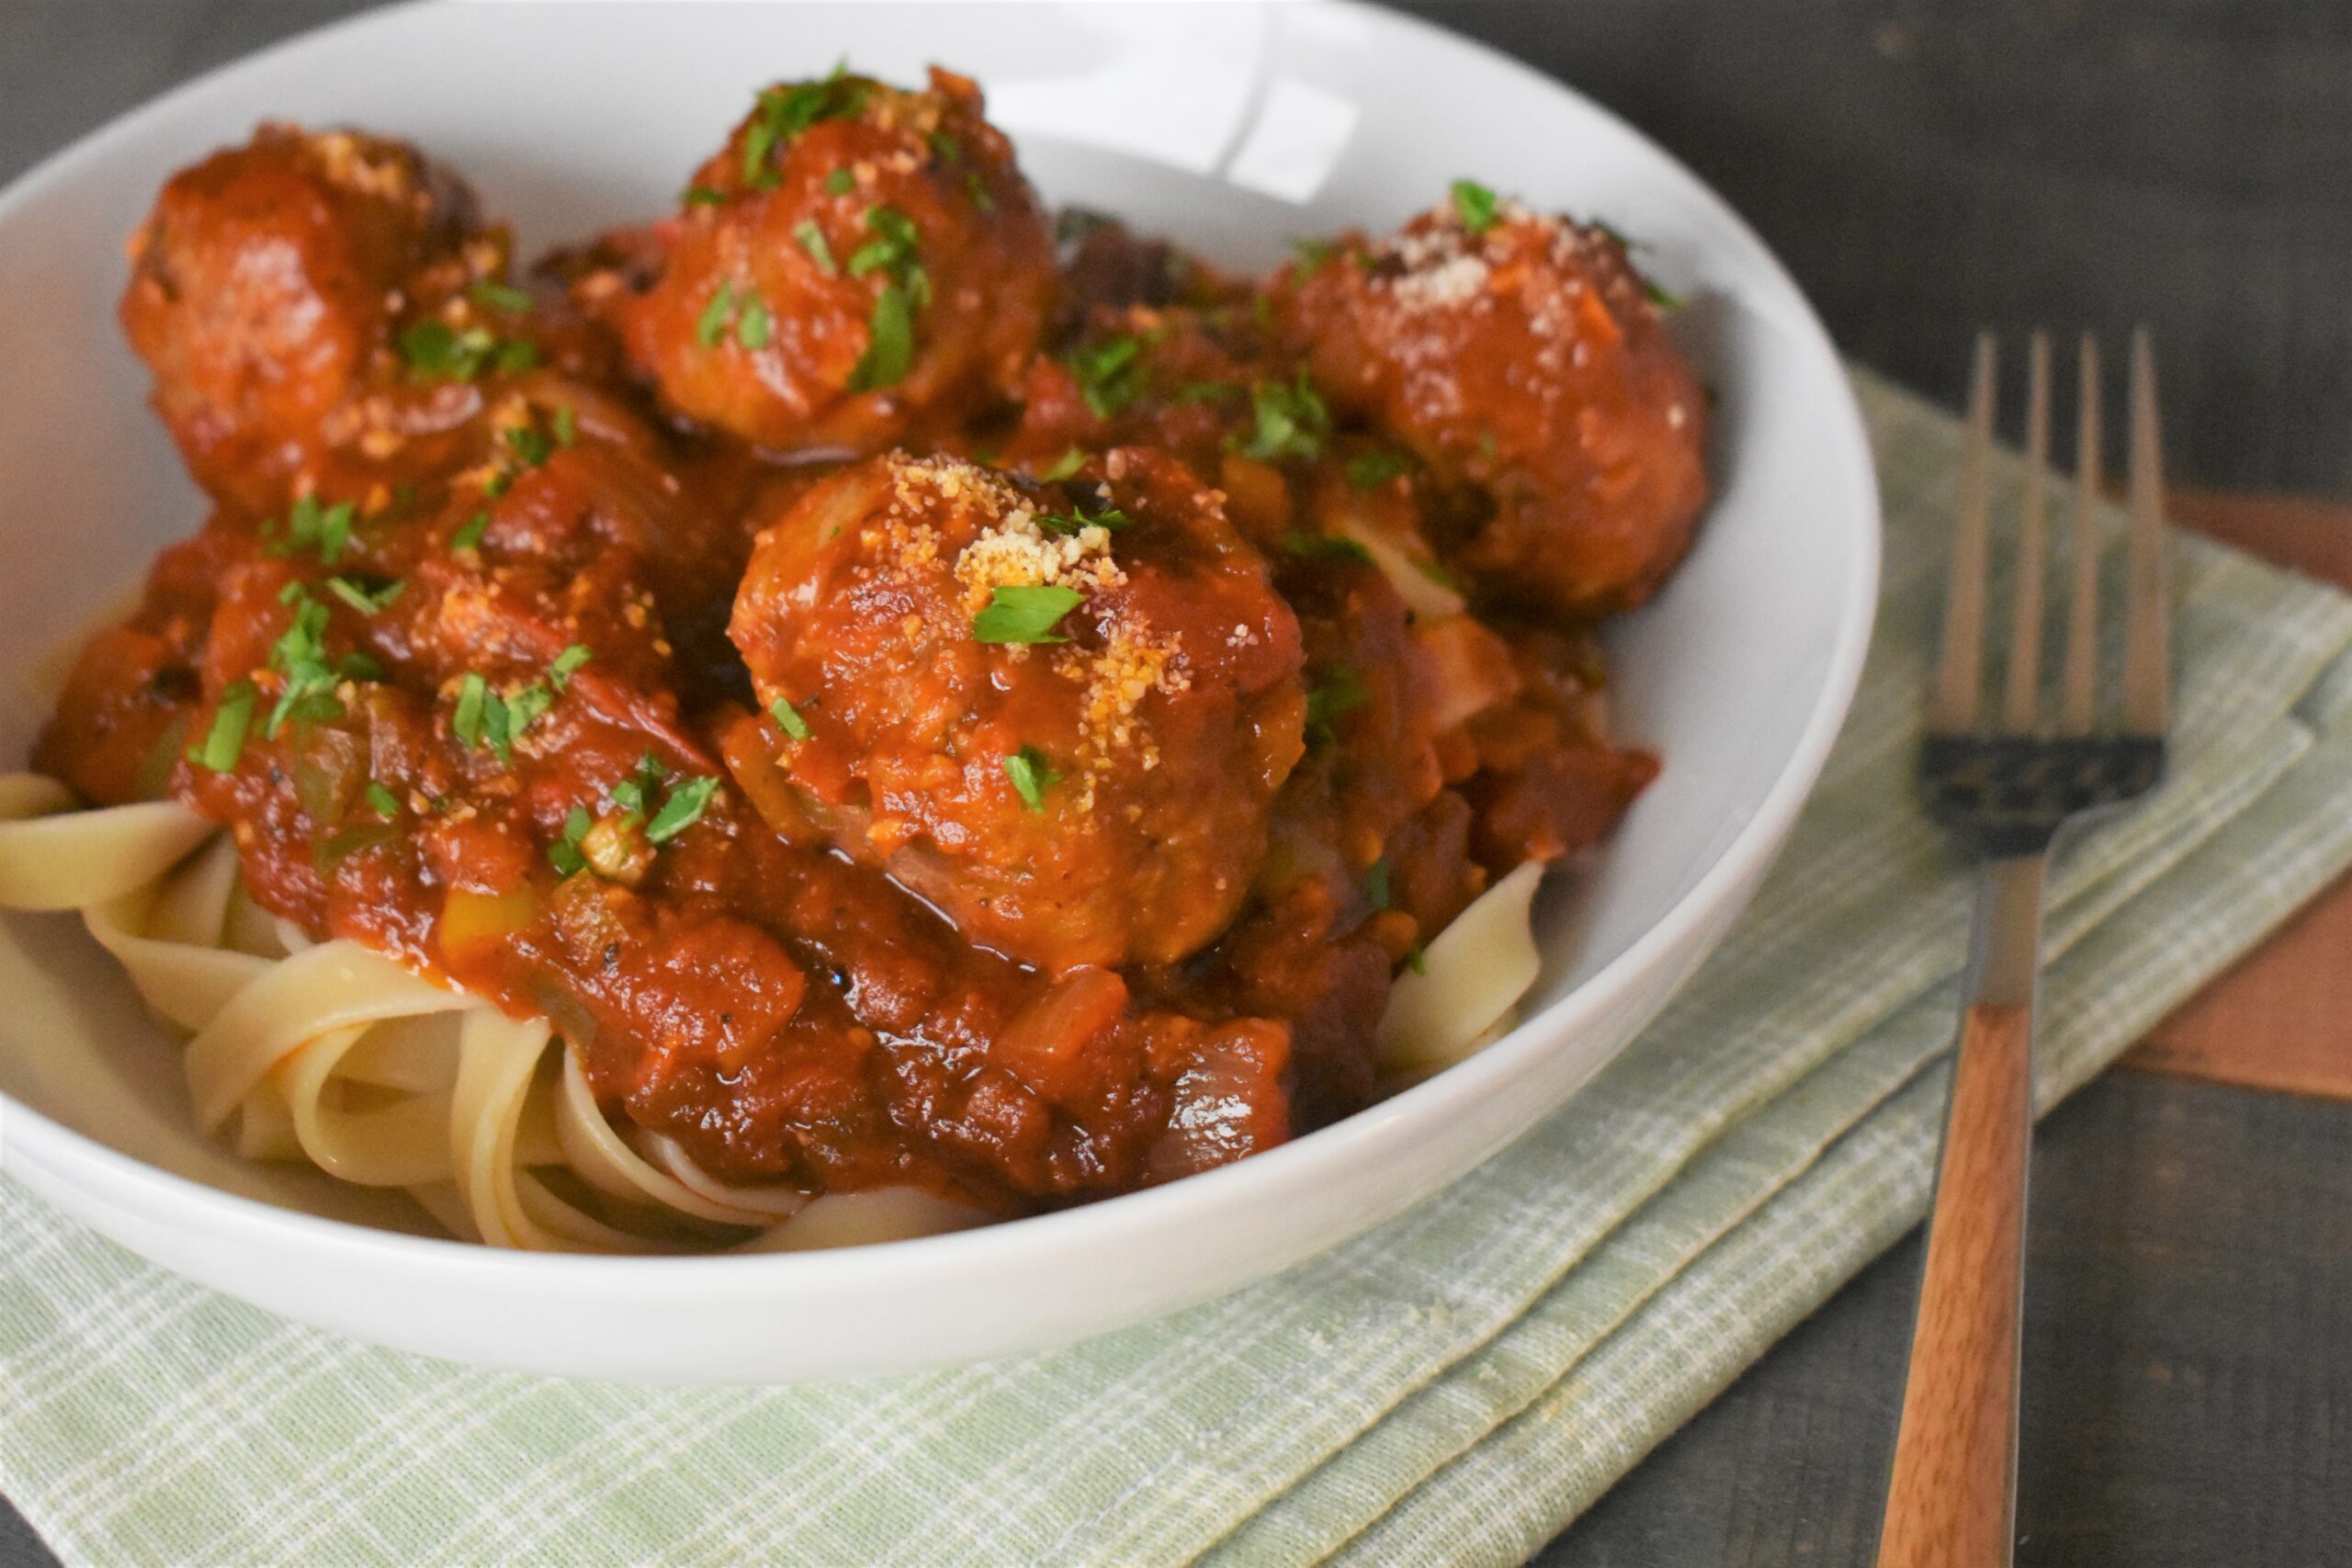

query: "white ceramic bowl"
left=0, top=0, right=1878, bottom=1382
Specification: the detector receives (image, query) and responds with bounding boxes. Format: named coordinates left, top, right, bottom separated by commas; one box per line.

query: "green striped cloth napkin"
left=8, top=367, right=2352, bottom=1567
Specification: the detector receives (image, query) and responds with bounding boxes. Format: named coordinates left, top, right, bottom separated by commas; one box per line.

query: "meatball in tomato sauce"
left=729, top=448, right=1307, bottom=971
left=1277, top=191, right=1709, bottom=616
left=998, top=301, right=1283, bottom=481
left=587, top=67, right=1056, bottom=456
left=119, top=123, right=520, bottom=514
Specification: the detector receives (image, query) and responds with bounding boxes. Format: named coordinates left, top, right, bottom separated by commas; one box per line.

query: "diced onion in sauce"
left=1335, top=511, right=1464, bottom=620
left=1413, top=614, right=1522, bottom=733
left=442, top=886, right=540, bottom=954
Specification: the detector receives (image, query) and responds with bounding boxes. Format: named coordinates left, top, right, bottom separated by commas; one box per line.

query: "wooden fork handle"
left=1875, top=1000, right=2035, bottom=1568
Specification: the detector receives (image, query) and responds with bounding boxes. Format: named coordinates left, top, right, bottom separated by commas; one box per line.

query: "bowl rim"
left=0, top=0, right=1882, bottom=1292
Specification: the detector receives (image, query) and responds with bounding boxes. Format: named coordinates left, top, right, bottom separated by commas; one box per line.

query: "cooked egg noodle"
left=0, top=774, right=990, bottom=1253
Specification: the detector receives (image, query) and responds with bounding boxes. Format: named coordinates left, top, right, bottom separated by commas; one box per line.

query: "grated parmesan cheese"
left=1391, top=253, right=1490, bottom=310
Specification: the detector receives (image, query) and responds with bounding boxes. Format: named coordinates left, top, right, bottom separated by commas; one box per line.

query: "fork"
left=1874, top=330, right=2171, bottom=1568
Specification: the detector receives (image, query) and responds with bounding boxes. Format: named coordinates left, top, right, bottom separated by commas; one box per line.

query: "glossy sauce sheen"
left=37, top=83, right=1702, bottom=1217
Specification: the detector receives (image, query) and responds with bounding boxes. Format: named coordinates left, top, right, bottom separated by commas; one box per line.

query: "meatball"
left=1046, top=212, right=1256, bottom=334
left=594, top=66, right=1056, bottom=455
left=1277, top=195, right=1709, bottom=615
left=729, top=448, right=1306, bottom=970
left=119, top=124, right=503, bottom=513
left=997, top=301, right=1277, bottom=480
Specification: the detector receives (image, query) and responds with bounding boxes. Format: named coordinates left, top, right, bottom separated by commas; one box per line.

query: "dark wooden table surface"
left=5, top=5, right=2347, bottom=1564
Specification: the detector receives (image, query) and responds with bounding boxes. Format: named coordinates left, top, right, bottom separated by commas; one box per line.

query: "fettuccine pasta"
left=0, top=780, right=988, bottom=1253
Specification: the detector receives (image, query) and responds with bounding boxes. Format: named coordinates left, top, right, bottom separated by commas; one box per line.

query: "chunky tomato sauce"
left=35, top=69, right=1703, bottom=1216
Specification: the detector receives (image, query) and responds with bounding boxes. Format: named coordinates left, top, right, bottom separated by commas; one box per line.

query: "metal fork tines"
left=1923, top=329, right=2171, bottom=853
left=1876, top=330, right=2173, bottom=1568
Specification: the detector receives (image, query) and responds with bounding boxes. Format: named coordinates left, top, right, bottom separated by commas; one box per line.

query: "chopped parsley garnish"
left=548, top=805, right=594, bottom=876
left=1417, top=556, right=1464, bottom=592
left=793, top=219, right=839, bottom=276
left=608, top=751, right=667, bottom=816
left=450, top=511, right=489, bottom=554
left=847, top=205, right=922, bottom=279
left=769, top=696, right=813, bottom=741
left=469, top=280, right=533, bottom=314
left=1003, top=746, right=1059, bottom=813
left=964, top=173, right=996, bottom=213
left=550, top=644, right=593, bottom=691
left=1035, top=447, right=1086, bottom=482
left=502, top=681, right=555, bottom=739
left=1344, top=448, right=1417, bottom=489
left=736, top=299, right=774, bottom=349
left=452, top=676, right=542, bottom=763
left=457, top=640, right=594, bottom=761
left=1036, top=502, right=1128, bottom=536
left=398, top=320, right=537, bottom=382
left=696, top=283, right=740, bottom=348
left=552, top=406, right=578, bottom=447
left=1065, top=333, right=1147, bottom=418
left=741, top=121, right=781, bottom=186
left=1365, top=857, right=1392, bottom=910
left=452, top=673, right=492, bottom=754
left=926, top=130, right=962, bottom=164
left=1404, top=943, right=1429, bottom=976
left=325, top=575, right=404, bottom=615
left=1172, top=379, right=1239, bottom=406
left=1238, top=373, right=1331, bottom=463
left=844, top=207, right=928, bottom=390
left=265, top=592, right=344, bottom=737
left=743, top=62, right=865, bottom=187
left=682, top=186, right=727, bottom=208
left=972, top=583, right=1084, bottom=645
left=644, top=774, right=718, bottom=842
left=310, top=501, right=353, bottom=562
left=1283, top=529, right=1374, bottom=567
left=694, top=270, right=773, bottom=355
left=399, top=320, right=489, bottom=378
left=187, top=681, right=257, bottom=773
left=847, top=280, right=916, bottom=390
left=1304, top=665, right=1368, bottom=746
left=503, top=425, right=553, bottom=468
left=1451, top=178, right=1501, bottom=235
left=824, top=167, right=855, bottom=196
left=365, top=782, right=401, bottom=818
left=1290, top=236, right=1337, bottom=270
left=266, top=494, right=356, bottom=564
